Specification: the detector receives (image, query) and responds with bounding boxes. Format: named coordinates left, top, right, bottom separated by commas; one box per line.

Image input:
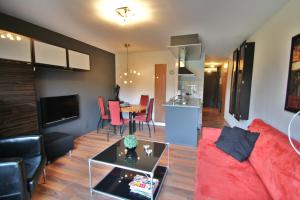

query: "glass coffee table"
left=88, top=138, right=169, bottom=200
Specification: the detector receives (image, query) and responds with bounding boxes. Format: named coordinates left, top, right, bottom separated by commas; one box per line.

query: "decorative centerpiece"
left=124, top=135, right=138, bottom=151
left=125, top=150, right=138, bottom=164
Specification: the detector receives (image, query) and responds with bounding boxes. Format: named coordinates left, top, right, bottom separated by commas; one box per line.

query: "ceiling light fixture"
left=116, top=6, right=134, bottom=25
left=204, top=67, right=218, bottom=73
left=119, top=43, right=141, bottom=85
left=97, top=0, right=150, bottom=26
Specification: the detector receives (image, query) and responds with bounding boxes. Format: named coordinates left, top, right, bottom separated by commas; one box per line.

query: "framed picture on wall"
left=285, top=34, right=300, bottom=112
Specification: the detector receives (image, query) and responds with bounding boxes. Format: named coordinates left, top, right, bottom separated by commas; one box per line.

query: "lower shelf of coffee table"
left=92, top=165, right=168, bottom=200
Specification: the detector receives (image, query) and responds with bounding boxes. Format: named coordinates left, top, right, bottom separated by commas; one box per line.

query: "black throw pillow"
left=215, top=126, right=259, bottom=162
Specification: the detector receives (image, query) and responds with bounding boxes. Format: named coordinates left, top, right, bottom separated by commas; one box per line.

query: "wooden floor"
left=202, top=107, right=228, bottom=128
left=32, top=127, right=197, bottom=200
left=32, top=110, right=226, bottom=200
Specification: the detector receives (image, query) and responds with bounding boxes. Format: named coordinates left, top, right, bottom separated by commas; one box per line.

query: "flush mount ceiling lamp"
left=205, top=62, right=222, bottom=67
left=204, top=67, right=218, bottom=73
left=119, top=43, right=141, bottom=85
left=97, top=0, right=150, bottom=26
left=115, top=6, right=134, bottom=25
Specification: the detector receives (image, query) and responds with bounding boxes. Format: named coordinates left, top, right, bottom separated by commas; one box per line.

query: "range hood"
left=168, top=34, right=202, bottom=76
left=177, top=46, right=194, bottom=76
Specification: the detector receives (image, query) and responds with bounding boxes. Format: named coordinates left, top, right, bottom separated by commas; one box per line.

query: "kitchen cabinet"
left=33, top=40, right=67, bottom=68
left=0, top=31, right=31, bottom=63
left=68, top=50, right=90, bottom=70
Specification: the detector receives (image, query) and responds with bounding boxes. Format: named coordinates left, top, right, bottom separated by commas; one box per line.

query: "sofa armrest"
left=0, top=135, right=45, bottom=158
left=0, top=158, right=30, bottom=200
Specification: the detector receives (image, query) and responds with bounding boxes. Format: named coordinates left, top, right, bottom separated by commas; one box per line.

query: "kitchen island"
left=163, top=97, right=202, bottom=147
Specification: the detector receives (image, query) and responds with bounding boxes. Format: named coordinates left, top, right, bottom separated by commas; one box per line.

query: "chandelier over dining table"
left=120, top=43, right=141, bottom=85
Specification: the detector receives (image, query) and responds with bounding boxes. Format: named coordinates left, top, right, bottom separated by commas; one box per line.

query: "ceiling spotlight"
left=123, top=80, right=128, bottom=84
left=137, top=72, right=141, bottom=76
left=16, top=36, right=21, bottom=41
left=10, top=36, right=15, bottom=40
left=0, top=34, right=5, bottom=39
left=6, top=33, right=12, bottom=38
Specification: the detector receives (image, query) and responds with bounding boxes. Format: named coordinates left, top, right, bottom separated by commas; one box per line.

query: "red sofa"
left=194, top=119, right=300, bottom=200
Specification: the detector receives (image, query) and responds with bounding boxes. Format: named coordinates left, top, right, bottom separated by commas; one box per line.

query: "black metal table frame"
left=88, top=139, right=170, bottom=200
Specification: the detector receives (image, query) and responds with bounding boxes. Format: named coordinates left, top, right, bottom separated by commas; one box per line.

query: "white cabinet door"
left=0, top=31, right=31, bottom=62
left=34, top=41, right=67, bottom=67
left=68, top=50, right=90, bottom=70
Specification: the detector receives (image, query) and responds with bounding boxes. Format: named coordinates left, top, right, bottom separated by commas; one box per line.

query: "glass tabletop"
left=91, top=139, right=167, bottom=173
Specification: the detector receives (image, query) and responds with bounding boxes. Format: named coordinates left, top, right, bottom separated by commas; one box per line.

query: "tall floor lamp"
left=288, top=110, right=300, bottom=156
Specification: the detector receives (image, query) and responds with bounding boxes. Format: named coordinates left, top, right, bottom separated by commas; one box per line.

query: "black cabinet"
left=229, top=49, right=239, bottom=114
left=230, top=42, right=255, bottom=121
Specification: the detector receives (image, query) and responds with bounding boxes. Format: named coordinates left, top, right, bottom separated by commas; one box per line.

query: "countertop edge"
left=163, top=104, right=201, bottom=108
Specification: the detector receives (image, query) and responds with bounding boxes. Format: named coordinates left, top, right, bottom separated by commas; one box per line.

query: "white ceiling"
left=0, top=0, right=288, bottom=61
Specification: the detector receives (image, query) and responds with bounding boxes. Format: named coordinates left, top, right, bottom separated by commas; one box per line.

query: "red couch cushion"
left=248, top=119, right=300, bottom=200
left=195, top=127, right=271, bottom=200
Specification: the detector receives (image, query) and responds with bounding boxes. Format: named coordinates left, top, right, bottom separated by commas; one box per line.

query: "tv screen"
left=40, top=94, right=79, bottom=127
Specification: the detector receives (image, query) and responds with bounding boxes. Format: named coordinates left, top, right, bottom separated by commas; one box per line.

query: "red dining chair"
left=108, top=101, right=129, bottom=141
left=97, top=96, right=110, bottom=133
left=136, top=95, right=149, bottom=116
left=134, top=98, right=155, bottom=137
left=140, top=95, right=149, bottom=107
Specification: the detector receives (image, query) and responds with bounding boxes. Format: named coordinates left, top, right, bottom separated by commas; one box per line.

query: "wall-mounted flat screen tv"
left=40, top=94, right=79, bottom=127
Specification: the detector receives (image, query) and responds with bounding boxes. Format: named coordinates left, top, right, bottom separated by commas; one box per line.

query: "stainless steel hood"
left=168, top=34, right=202, bottom=60
left=168, top=34, right=202, bottom=76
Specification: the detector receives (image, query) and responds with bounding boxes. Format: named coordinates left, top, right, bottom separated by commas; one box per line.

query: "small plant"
left=124, top=135, right=138, bottom=149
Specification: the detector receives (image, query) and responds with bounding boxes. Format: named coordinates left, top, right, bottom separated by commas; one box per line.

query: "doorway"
left=154, top=64, right=167, bottom=123
left=203, top=68, right=221, bottom=109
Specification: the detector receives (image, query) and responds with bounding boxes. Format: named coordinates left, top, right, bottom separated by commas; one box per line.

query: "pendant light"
left=120, top=43, right=141, bottom=85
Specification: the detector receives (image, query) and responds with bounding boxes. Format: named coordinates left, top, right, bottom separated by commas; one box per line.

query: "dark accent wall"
left=0, top=12, right=115, bottom=137
left=0, top=62, right=38, bottom=137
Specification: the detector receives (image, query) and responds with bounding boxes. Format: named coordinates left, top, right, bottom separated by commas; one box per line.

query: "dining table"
left=121, top=104, right=146, bottom=135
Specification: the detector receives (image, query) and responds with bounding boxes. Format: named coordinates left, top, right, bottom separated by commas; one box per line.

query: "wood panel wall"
left=0, top=61, right=39, bottom=137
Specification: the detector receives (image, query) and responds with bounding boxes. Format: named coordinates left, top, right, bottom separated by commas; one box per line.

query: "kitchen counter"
left=163, top=96, right=202, bottom=147
left=163, top=97, right=202, bottom=108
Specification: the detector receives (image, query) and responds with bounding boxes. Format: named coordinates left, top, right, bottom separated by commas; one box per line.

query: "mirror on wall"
left=34, top=40, right=67, bottom=67
left=285, top=34, right=300, bottom=113
left=0, top=30, right=31, bottom=62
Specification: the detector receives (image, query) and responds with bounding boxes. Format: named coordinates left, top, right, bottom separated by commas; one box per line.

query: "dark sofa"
left=0, top=135, right=47, bottom=199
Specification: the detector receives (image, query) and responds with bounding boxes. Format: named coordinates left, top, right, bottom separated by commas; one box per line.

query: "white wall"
left=115, top=50, right=178, bottom=104
left=224, top=0, right=300, bottom=140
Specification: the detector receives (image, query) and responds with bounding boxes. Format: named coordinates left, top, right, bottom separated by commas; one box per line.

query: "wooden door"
left=154, top=64, right=167, bottom=122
